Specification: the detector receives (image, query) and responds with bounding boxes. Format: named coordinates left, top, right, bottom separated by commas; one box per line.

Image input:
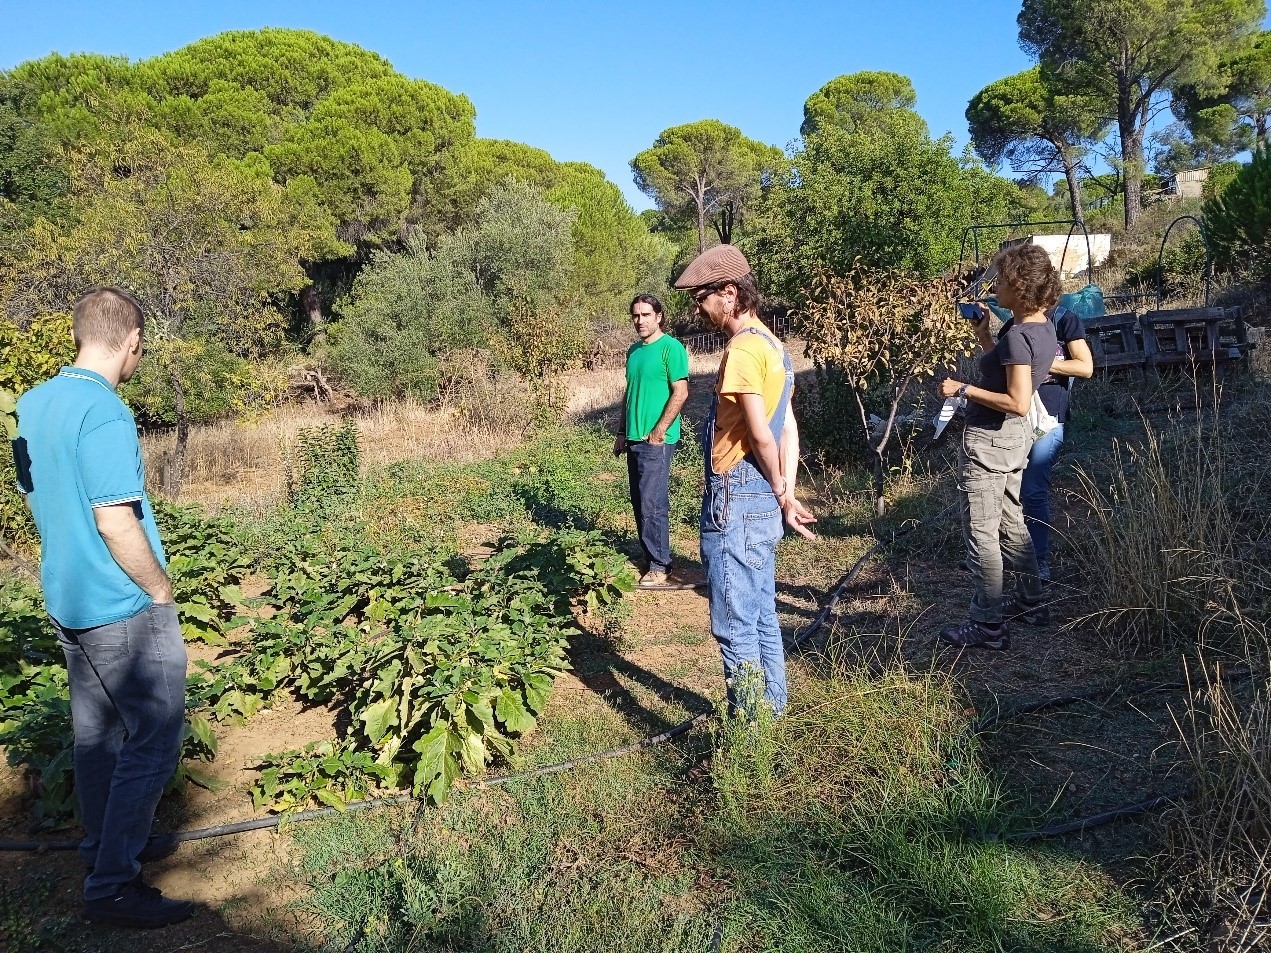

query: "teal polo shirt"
left=14, top=367, right=166, bottom=628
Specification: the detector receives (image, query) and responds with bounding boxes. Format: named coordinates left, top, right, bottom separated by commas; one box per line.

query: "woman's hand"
left=938, top=378, right=964, bottom=399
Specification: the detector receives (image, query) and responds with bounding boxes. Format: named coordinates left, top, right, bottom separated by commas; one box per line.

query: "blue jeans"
left=54, top=602, right=187, bottom=901
left=627, top=440, right=676, bottom=572
left=700, top=458, right=787, bottom=714
left=1020, top=424, right=1065, bottom=565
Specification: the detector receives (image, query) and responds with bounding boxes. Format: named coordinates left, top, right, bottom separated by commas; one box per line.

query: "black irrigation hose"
left=1004, top=790, right=1195, bottom=843
left=0, top=712, right=714, bottom=853
left=1, top=508, right=1253, bottom=852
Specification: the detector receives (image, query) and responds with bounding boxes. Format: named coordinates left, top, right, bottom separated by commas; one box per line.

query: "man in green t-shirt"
left=613, top=294, right=689, bottom=587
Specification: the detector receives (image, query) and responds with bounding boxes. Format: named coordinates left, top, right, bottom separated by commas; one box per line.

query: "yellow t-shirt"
left=712, top=319, right=789, bottom=474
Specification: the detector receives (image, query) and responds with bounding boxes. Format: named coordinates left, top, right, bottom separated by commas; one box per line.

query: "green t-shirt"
left=624, top=334, right=689, bottom=443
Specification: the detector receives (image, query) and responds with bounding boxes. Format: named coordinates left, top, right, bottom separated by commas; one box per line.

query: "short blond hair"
left=72, top=287, right=144, bottom=352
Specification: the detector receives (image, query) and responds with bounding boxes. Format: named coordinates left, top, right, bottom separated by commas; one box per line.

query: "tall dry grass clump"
left=1070, top=373, right=1271, bottom=950
left=1069, top=410, right=1238, bottom=652
left=1160, top=642, right=1271, bottom=953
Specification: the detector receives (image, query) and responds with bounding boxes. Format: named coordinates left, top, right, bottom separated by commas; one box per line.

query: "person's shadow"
left=567, top=627, right=714, bottom=735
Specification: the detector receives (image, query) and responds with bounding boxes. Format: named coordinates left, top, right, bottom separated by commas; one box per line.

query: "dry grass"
left=1064, top=353, right=1271, bottom=949
left=143, top=397, right=539, bottom=511
left=1161, top=639, right=1271, bottom=953
left=564, top=347, right=728, bottom=422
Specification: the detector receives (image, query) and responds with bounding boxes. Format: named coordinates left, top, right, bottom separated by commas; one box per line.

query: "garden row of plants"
left=0, top=480, right=635, bottom=826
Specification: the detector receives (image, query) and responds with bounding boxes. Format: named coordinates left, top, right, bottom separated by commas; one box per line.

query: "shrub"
left=797, top=264, right=973, bottom=514
left=0, top=314, right=74, bottom=551
left=287, top=419, right=361, bottom=513
left=1205, top=147, right=1271, bottom=283
left=329, top=236, right=493, bottom=401
left=331, top=178, right=590, bottom=400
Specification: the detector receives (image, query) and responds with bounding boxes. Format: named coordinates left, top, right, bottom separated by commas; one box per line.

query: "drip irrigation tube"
left=0, top=711, right=713, bottom=853
left=1, top=515, right=1250, bottom=853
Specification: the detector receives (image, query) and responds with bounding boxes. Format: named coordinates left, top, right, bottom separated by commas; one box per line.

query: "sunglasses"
left=691, top=285, right=722, bottom=304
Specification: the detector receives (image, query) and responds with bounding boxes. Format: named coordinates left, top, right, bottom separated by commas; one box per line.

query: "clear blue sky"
left=1, top=0, right=1039, bottom=210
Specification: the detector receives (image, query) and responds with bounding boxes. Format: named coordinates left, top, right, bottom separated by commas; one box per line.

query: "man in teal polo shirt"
left=613, top=294, right=689, bottom=588
left=13, top=287, right=192, bottom=929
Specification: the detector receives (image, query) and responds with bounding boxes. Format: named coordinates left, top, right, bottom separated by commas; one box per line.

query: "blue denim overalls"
left=700, top=325, right=794, bottom=714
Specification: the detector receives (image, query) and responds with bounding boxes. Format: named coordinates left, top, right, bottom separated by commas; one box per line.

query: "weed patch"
left=290, top=661, right=1138, bottom=953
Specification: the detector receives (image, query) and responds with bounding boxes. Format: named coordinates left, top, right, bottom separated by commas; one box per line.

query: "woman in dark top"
left=936, top=243, right=1060, bottom=650
left=998, top=307, right=1094, bottom=582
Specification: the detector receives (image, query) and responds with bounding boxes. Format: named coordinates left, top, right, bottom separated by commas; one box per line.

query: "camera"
left=957, top=302, right=984, bottom=321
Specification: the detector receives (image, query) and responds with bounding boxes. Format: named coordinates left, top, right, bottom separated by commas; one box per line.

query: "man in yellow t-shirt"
left=673, top=245, right=815, bottom=716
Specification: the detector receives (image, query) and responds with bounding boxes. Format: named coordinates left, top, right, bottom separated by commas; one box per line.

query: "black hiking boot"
left=1005, top=596, right=1051, bottom=626
left=83, top=877, right=193, bottom=929
left=938, top=619, right=1010, bottom=651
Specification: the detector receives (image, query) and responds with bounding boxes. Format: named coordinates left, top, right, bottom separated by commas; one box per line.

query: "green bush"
left=1205, top=147, right=1271, bottom=283
left=288, top=419, right=361, bottom=513
left=791, top=364, right=870, bottom=464
left=331, top=178, right=590, bottom=399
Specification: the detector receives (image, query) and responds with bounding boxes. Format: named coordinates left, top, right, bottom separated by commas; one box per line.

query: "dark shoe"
left=84, top=833, right=179, bottom=873
left=938, top=619, right=1010, bottom=650
left=83, top=878, right=193, bottom=929
left=1005, top=596, right=1050, bottom=625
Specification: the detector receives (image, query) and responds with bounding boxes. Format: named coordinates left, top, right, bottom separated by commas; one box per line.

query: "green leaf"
left=187, top=713, right=217, bottom=754
left=495, top=689, right=536, bottom=734
left=359, top=699, right=397, bottom=745
left=183, top=765, right=229, bottom=792
left=315, top=788, right=347, bottom=811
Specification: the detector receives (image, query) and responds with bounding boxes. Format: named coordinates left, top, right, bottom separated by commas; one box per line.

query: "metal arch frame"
left=1155, top=214, right=1214, bottom=309
left=957, top=218, right=1097, bottom=284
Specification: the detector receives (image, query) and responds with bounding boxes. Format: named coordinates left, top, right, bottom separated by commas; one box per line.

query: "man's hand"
left=781, top=495, right=817, bottom=539
left=94, top=503, right=174, bottom=603
left=647, top=426, right=667, bottom=446
left=938, top=378, right=964, bottom=399
left=613, top=434, right=627, bottom=456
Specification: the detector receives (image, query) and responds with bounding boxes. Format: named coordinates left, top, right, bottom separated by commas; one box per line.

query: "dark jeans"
left=627, top=440, right=676, bottom=572
left=54, top=603, right=187, bottom=901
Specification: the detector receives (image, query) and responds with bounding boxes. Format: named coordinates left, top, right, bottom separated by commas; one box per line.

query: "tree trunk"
left=300, top=285, right=326, bottom=348
left=165, top=371, right=189, bottom=499
left=695, top=199, right=707, bottom=254
left=871, top=450, right=887, bottom=517
left=1117, top=76, right=1144, bottom=230
left=1060, top=150, right=1086, bottom=228
left=713, top=202, right=735, bottom=245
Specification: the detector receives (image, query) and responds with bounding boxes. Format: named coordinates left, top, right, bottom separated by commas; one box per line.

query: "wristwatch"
left=956, top=384, right=969, bottom=399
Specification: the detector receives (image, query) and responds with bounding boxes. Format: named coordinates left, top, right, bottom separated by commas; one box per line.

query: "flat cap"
left=673, top=244, right=752, bottom=289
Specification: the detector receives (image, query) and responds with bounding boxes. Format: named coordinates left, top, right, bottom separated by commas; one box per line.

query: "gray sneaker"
left=1006, top=596, right=1050, bottom=625
left=638, top=569, right=669, bottom=588
left=1037, top=560, right=1052, bottom=583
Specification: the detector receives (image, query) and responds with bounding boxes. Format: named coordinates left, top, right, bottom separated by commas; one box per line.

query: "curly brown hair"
left=994, top=243, right=1061, bottom=316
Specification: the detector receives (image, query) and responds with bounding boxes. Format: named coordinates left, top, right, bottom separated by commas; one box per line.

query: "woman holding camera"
left=937, top=243, right=1060, bottom=650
